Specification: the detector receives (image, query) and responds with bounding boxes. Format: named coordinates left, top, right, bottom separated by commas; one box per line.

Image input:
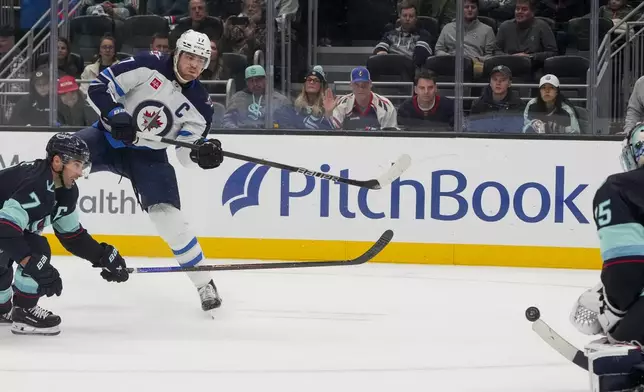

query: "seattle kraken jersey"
left=87, top=52, right=215, bottom=151
left=593, top=167, right=644, bottom=268
left=0, top=159, right=81, bottom=260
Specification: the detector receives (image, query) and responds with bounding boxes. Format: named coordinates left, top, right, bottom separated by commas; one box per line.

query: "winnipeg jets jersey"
left=87, top=52, right=214, bottom=151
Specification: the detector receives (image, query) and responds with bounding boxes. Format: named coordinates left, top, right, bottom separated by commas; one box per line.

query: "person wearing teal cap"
left=223, top=64, right=291, bottom=128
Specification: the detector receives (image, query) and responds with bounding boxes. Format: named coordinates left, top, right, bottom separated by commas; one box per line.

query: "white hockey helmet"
left=620, top=122, right=644, bottom=171
left=173, top=29, right=211, bottom=82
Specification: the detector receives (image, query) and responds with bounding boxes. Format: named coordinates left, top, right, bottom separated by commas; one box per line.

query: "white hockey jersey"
left=87, top=52, right=214, bottom=159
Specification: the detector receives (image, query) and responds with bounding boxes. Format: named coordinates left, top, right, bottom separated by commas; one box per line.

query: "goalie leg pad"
left=587, top=339, right=644, bottom=392
left=148, top=203, right=210, bottom=287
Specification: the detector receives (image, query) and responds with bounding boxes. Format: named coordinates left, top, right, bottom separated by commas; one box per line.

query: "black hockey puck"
left=525, top=306, right=540, bottom=322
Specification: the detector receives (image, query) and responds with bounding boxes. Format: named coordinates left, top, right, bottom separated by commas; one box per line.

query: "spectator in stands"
left=57, top=38, right=82, bottom=78
left=523, top=74, right=580, bottom=134
left=80, top=34, right=120, bottom=96
left=624, top=75, right=644, bottom=134
left=373, top=1, right=433, bottom=68
left=536, top=1, right=586, bottom=29
left=495, top=0, right=558, bottom=68
left=0, top=25, right=27, bottom=124
left=150, top=32, right=170, bottom=54
left=222, top=65, right=291, bottom=128
left=220, top=0, right=265, bottom=64
left=84, top=0, right=135, bottom=19
left=170, top=0, right=223, bottom=45
left=420, top=0, right=456, bottom=28
left=479, top=0, right=515, bottom=22
left=57, top=76, right=98, bottom=126
left=275, top=66, right=335, bottom=129
left=600, top=0, right=637, bottom=35
left=200, top=39, right=231, bottom=93
left=147, top=0, right=188, bottom=17
left=468, top=65, right=525, bottom=133
left=435, top=0, right=495, bottom=77
left=397, top=69, right=454, bottom=131
left=331, top=66, right=398, bottom=130
left=8, top=69, right=52, bottom=126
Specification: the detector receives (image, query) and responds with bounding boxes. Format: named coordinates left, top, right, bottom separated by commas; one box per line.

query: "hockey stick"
left=102, top=229, right=393, bottom=274
left=136, top=132, right=412, bottom=190
left=525, top=306, right=589, bottom=370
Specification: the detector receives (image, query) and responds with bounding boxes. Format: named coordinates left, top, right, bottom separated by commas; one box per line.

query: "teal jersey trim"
left=599, top=223, right=644, bottom=261
left=0, top=198, right=29, bottom=230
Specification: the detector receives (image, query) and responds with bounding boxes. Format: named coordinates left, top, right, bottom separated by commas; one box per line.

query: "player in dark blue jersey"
left=569, top=123, right=644, bottom=390
left=0, top=133, right=128, bottom=336
left=76, top=29, right=224, bottom=314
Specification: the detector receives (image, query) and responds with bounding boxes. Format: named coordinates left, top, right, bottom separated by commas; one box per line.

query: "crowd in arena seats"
left=1, top=0, right=644, bottom=133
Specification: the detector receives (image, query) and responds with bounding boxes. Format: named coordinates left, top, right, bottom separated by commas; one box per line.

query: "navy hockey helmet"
left=46, top=132, right=92, bottom=178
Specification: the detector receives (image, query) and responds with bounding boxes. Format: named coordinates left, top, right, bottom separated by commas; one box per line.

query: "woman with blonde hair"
left=276, top=66, right=336, bottom=129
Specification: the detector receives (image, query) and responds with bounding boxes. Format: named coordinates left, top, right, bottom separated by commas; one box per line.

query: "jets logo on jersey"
left=133, top=100, right=174, bottom=137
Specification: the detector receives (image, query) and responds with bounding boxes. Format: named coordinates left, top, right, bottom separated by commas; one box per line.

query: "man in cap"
left=222, top=64, right=292, bottom=128
left=467, top=65, right=526, bottom=132
left=331, top=66, right=398, bottom=130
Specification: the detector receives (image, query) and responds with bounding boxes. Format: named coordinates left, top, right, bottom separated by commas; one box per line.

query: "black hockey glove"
left=107, top=107, right=136, bottom=144
left=96, top=243, right=129, bottom=283
left=190, top=138, right=223, bottom=169
left=21, top=253, right=63, bottom=297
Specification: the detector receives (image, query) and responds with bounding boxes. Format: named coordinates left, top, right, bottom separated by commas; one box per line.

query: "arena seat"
left=69, top=15, right=115, bottom=62
left=120, top=15, right=169, bottom=54
left=477, top=16, right=497, bottom=34
left=482, top=55, right=533, bottom=82
left=544, top=55, right=589, bottom=97
left=222, top=52, right=248, bottom=92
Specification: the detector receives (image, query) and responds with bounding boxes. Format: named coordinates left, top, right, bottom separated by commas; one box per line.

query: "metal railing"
left=0, top=77, right=237, bottom=125
left=595, top=1, right=644, bottom=132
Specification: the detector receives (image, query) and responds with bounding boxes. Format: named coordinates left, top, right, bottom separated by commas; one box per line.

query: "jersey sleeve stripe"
left=52, top=210, right=81, bottom=234
left=101, top=68, right=125, bottom=97
left=0, top=199, right=29, bottom=230
left=177, top=130, right=193, bottom=137
left=598, top=223, right=644, bottom=262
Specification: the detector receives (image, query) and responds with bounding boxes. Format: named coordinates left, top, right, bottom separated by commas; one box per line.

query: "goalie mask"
left=173, top=29, right=211, bottom=84
left=620, top=122, right=644, bottom=172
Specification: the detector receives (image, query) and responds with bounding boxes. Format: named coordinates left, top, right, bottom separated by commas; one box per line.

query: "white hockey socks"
left=148, top=203, right=211, bottom=288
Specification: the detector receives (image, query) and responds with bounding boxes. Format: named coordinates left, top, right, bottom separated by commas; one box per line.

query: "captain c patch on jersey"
left=133, top=100, right=174, bottom=136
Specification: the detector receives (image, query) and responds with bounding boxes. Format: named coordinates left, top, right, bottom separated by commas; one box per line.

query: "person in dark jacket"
left=373, top=1, right=433, bottom=67
left=397, top=69, right=454, bottom=131
left=9, top=68, right=52, bottom=126
left=56, top=76, right=98, bottom=126
left=468, top=65, right=525, bottom=132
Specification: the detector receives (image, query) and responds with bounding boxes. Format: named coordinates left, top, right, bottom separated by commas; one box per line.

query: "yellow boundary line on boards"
left=44, top=234, right=604, bottom=270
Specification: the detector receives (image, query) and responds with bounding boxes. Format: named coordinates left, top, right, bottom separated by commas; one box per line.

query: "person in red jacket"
left=397, top=69, right=454, bottom=131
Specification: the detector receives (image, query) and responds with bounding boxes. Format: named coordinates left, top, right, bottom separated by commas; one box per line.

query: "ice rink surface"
left=0, top=257, right=601, bottom=392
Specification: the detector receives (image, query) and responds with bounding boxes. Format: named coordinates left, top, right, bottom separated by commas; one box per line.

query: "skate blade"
left=11, top=322, right=60, bottom=336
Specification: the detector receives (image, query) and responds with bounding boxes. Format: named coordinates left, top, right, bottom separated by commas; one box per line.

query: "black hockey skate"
left=198, top=279, right=222, bottom=311
left=11, top=306, right=61, bottom=336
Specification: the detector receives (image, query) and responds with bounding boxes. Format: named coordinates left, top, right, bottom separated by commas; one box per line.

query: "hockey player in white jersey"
left=76, top=29, right=224, bottom=313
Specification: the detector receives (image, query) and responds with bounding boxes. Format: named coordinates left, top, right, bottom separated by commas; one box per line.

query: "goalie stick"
left=98, top=229, right=393, bottom=274
left=135, top=132, right=412, bottom=190
left=525, top=306, right=589, bottom=370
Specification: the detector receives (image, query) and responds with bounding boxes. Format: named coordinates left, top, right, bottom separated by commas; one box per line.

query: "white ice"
left=0, top=257, right=600, bottom=392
